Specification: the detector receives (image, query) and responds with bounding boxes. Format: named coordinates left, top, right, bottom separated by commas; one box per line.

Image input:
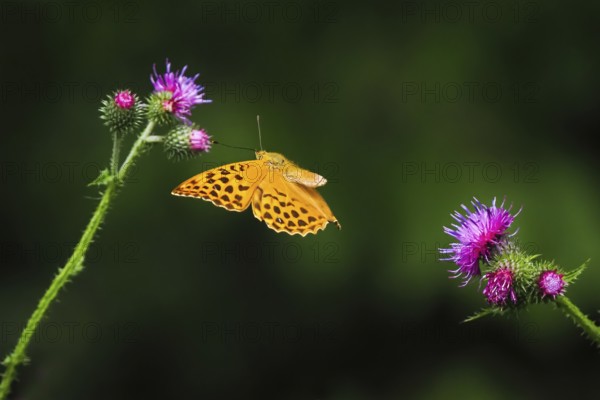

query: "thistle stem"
left=110, top=131, right=121, bottom=176
left=556, top=296, right=600, bottom=347
left=118, top=121, right=155, bottom=181
left=0, top=120, right=156, bottom=399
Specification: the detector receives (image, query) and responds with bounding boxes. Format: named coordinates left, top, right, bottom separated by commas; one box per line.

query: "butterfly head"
left=256, top=151, right=288, bottom=166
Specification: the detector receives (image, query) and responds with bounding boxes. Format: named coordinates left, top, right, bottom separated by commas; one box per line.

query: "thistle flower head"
left=99, top=89, right=144, bottom=134
left=164, top=125, right=212, bottom=160
left=538, top=270, right=566, bottom=298
left=189, top=128, right=212, bottom=152
left=114, top=90, right=135, bottom=109
left=150, top=59, right=211, bottom=124
left=441, top=197, right=519, bottom=285
left=483, top=265, right=517, bottom=306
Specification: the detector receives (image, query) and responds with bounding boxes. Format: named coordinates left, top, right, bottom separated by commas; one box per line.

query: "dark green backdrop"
left=1, top=0, right=599, bottom=398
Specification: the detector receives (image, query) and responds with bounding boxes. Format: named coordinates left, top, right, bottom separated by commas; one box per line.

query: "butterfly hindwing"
left=251, top=173, right=338, bottom=236
left=171, top=160, right=267, bottom=212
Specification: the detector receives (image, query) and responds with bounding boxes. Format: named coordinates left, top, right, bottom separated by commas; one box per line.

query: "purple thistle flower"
left=151, top=59, right=211, bottom=124
left=440, top=197, right=519, bottom=285
left=189, top=128, right=211, bottom=153
left=114, top=90, right=135, bottom=109
left=538, top=270, right=566, bottom=298
left=483, top=266, right=517, bottom=305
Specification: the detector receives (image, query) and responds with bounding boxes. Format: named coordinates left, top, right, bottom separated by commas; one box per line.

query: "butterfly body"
left=172, top=151, right=340, bottom=236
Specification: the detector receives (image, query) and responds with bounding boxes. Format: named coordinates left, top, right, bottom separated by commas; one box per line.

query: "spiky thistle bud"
left=164, top=125, right=212, bottom=160
left=538, top=270, right=567, bottom=299
left=99, top=89, right=144, bottom=134
left=483, top=261, right=518, bottom=306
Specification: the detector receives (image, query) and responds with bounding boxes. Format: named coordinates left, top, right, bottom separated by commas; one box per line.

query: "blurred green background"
left=1, top=0, right=600, bottom=398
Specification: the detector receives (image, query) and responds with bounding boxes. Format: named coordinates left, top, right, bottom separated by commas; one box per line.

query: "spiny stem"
left=556, top=296, right=600, bottom=347
left=0, top=120, right=156, bottom=399
left=118, top=120, right=156, bottom=182
left=110, top=131, right=121, bottom=176
left=0, top=183, right=115, bottom=398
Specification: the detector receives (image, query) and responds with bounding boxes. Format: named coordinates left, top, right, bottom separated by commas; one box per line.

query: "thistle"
left=440, top=196, right=600, bottom=347
left=0, top=59, right=214, bottom=398
left=440, top=197, right=519, bottom=284
left=148, top=60, right=211, bottom=125
left=99, top=89, right=144, bottom=134
left=164, top=125, right=212, bottom=160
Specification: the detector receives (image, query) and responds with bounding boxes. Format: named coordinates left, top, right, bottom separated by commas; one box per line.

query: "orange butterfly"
left=172, top=151, right=340, bottom=236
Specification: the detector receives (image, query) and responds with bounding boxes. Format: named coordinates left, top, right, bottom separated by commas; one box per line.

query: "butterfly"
left=171, top=151, right=341, bottom=236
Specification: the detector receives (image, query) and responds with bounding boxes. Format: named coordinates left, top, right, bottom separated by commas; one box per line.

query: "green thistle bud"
left=99, top=90, right=144, bottom=134
left=484, top=243, right=538, bottom=307
left=164, top=125, right=212, bottom=161
left=147, top=92, right=177, bottom=126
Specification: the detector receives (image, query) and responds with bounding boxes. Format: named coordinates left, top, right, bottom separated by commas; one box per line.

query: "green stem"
left=110, top=131, right=121, bottom=176
left=0, top=120, right=156, bottom=399
left=556, top=296, right=600, bottom=346
left=0, top=183, right=115, bottom=398
left=118, top=121, right=155, bottom=182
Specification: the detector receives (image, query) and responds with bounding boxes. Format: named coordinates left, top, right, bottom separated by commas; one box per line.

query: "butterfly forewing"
left=283, top=164, right=327, bottom=187
left=171, top=160, right=267, bottom=212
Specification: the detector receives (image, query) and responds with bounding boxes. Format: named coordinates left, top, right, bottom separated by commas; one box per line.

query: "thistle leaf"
left=464, top=307, right=499, bottom=322
left=563, top=259, right=591, bottom=284
left=88, top=168, right=112, bottom=187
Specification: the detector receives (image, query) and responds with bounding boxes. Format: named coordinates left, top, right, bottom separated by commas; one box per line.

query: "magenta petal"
left=483, top=267, right=517, bottom=305
left=151, top=59, right=211, bottom=124
left=440, top=197, right=518, bottom=284
left=538, top=270, right=566, bottom=298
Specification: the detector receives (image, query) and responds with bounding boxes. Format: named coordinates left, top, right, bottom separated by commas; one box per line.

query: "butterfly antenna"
left=210, top=139, right=254, bottom=153
left=257, top=115, right=264, bottom=151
